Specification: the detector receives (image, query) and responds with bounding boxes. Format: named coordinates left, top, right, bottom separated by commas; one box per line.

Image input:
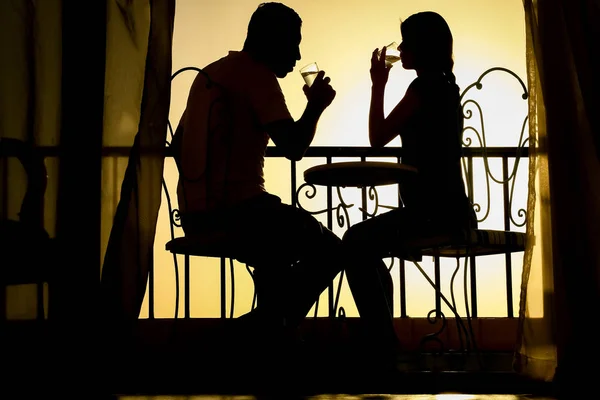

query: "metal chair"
left=390, top=67, right=530, bottom=363
left=163, top=67, right=262, bottom=319
left=0, top=137, right=53, bottom=320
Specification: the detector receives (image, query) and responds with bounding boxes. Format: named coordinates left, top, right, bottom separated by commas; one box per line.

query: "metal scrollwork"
left=509, top=132, right=530, bottom=228
left=358, top=186, right=380, bottom=217
left=419, top=309, right=447, bottom=356
left=170, top=208, right=182, bottom=228
left=460, top=67, right=529, bottom=227
left=296, top=182, right=354, bottom=229
left=335, top=187, right=353, bottom=230
left=359, top=186, right=401, bottom=217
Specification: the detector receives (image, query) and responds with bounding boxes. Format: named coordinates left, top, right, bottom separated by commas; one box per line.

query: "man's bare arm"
left=266, top=71, right=336, bottom=161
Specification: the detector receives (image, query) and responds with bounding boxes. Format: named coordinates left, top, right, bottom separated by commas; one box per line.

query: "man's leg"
left=282, top=222, right=344, bottom=329
left=227, top=195, right=343, bottom=331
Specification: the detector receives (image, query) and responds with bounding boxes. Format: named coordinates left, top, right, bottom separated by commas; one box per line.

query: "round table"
left=303, top=161, right=418, bottom=188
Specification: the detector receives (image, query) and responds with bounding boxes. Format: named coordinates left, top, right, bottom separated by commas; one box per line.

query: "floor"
left=1, top=321, right=563, bottom=398
left=101, top=350, right=557, bottom=397
left=116, top=396, right=558, bottom=400
left=5, top=342, right=559, bottom=398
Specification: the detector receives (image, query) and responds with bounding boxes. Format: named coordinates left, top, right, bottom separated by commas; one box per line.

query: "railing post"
left=502, top=155, right=514, bottom=318
left=326, top=156, right=334, bottom=318
left=185, top=254, right=190, bottom=318
left=467, top=155, right=478, bottom=318
left=221, top=257, right=226, bottom=319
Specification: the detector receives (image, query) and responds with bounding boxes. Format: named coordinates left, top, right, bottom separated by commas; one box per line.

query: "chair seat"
left=165, top=233, right=238, bottom=258
left=401, top=228, right=527, bottom=258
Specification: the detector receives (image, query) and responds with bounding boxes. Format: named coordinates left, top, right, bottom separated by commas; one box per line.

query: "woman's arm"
left=369, top=85, right=420, bottom=148
left=368, top=46, right=420, bottom=148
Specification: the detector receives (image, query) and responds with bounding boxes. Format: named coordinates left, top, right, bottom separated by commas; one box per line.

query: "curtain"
left=516, top=0, right=600, bottom=389
left=0, top=0, right=63, bottom=319
left=100, top=0, right=176, bottom=325
left=514, top=0, right=556, bottom=382
left=1, top=0, right=174, bottom=390
left=1, top=0, right=175, bottom=330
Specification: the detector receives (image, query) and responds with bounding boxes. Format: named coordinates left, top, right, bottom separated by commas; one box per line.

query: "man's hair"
left=243, top=2, right=302, bottom=52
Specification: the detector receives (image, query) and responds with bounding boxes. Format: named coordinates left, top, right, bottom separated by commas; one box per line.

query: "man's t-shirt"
left=176, top=51, right=292, bottom=214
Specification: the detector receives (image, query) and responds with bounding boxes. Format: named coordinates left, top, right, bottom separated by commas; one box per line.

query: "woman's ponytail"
left=443, top=59, right=459, bottom=93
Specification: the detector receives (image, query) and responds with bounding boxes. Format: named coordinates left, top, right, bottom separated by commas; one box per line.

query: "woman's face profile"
left=399, top=40, right=415, bottom=70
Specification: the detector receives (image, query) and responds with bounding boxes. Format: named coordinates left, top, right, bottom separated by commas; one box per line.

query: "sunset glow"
left=142, top=0, right=534, bottom=319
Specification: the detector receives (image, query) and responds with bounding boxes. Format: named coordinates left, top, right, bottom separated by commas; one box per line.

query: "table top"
left=303, top=161, right=418, bottom=188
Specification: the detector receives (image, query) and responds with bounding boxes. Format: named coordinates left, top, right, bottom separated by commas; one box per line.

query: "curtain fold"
left=100, top=0, right=175, bottom=322
left=0, top=0, right=63, bottom=320
left=517, top=0, right=600, bottom=388
left=514, top=0, right=556, bottom=382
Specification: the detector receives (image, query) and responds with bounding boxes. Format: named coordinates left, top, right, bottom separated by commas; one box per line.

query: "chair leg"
left=228, top=258, right=235, bottom=318
left=461, top=254, right=483, bottom=369
left=184, top=254, right=190, bottom=318
left=246, top=264, right=258, bottom=310
left=220, top=257, right=226, bottom=319
left=410, top=257, right=472, bottom=351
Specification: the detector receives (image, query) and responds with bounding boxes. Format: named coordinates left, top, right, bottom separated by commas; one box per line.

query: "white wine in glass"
left=301, top=70, right=319, bottom=86
left=300, top=62, right=319, bottom=87
left=385, top=54, right=401, bottom=66
left=381, top=41, right=401, bottom=67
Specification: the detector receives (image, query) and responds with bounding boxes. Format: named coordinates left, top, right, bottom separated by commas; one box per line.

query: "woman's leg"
left=342, top=209, right=409, bottom=347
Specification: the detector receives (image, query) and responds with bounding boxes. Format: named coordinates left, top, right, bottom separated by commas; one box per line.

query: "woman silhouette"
left=343, top=11, right=477, bottom=367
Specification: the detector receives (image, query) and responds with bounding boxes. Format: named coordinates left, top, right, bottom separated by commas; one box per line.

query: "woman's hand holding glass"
left=371, top=45, right=393, bottom=90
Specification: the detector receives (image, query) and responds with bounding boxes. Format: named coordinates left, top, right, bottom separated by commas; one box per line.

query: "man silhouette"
left=175, top=2, right=342, bottom=344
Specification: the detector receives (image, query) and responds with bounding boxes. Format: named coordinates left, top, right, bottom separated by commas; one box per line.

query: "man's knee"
left=292, top=208, right=342, bottom=246
left=342, top=224, right=364, bottom=246
left=319, top=222, right=342, bottom=244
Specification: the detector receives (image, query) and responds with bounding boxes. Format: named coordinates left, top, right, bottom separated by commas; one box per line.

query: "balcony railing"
left=155, top=143, right=529, bottom=323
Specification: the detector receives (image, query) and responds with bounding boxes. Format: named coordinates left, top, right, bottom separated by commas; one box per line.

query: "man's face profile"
left=268, top=28, right=302, bottom=78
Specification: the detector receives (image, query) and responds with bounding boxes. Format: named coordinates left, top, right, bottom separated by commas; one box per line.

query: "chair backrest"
left=458, top=67, right=529, bottom=230
left=0, top=138, right=47, bottom=228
